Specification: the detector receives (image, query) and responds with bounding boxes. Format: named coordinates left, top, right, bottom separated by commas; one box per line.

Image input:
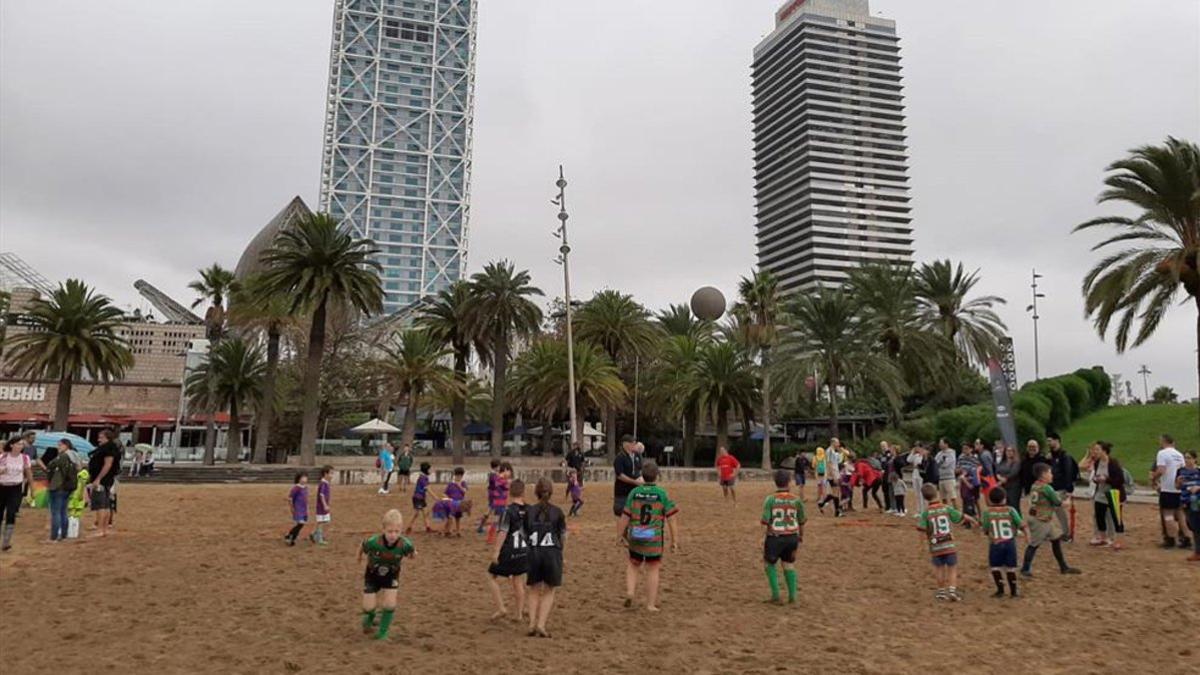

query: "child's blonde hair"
left=383, top=509, right=404, bottom=528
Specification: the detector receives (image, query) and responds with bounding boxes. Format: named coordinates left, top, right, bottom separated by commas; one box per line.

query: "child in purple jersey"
left=405, top=462, right=434, bottom=535
left=477, top=459, right=501, bottom=535
left=442, top=467, right=471, bottom=537
left=567, top=469, right=583, bottom=517
left=313, top=465, right=333, bottom=545
left=284, top=472, right=309, bottom=546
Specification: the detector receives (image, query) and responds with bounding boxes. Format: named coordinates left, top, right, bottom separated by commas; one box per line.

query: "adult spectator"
left=957, top=442, right=982, bottom=517
left=879, top=442, right=895, bottom=513
left=997, top=445, right=1023, bottom=514
left=1151, top=433, right=1190, bottom=549
left=0, top=437, right=34, bottom=551
left=88, top=428, right=122, bottom=538
left=1080, top=441, right=1125, bottom=549
left=715, top=446, right=741, bottom=504
left=36, top=434, right=60, bottom=473
left=1176, top=451, right=1200, bottom=562
left=612, top=435, right=643, bottom=517
left=793, top=451, right=811, bottom=500
left=395, top=444, right=414, bottom=493
left=564, top=443, right=586, bottom=484
left=934, top=439, right=958, bottom=508
left=1047, top=433, right=1080, bottom=542
left=46, top=439, right=79, bottom=542
left=907, top=443, right=933, bottom=513
left=977, top=439, right=995, bottom=479
left=1019, top=439, right=1046, bottom=497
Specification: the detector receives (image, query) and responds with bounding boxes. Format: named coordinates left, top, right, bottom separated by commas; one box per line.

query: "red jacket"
left=852, top=460, right=881, bottom=487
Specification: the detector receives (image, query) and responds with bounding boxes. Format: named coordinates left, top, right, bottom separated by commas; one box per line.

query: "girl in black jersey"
left=524, top=477, right=566, bottom=638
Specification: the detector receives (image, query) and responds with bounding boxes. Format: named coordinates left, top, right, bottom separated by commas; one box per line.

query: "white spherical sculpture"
left=690, top=286, right=726, bottom=321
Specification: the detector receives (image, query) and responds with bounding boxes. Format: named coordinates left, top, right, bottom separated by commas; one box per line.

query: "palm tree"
left=380, top=329, right=459, bottom=451
left=418, top=280, right=489, bottom=463
left=258, top=212, right=383, bottom=465
left=653, top=334, right=706, bottom=465
left=574, top=290, right=661, bottom=457
left=688, top=340, right=757, bottom=454
left=656, top=303, right=714, bottom=341
left=776, top=288, right=906, bottom=437
left=733, top=270, right=781, bottom=469
left=465, top=261, right=543, bottom=458
left=189, top=264, right=238, bottom=342
left=6, top=280, right=133, bottom=430
left=914, top=260, right=1007, bottom=367
left=848, top=262, right=957, bottom=394
left=184, top=337, right=265, bottom=464
left=228, top=274, right=294, bottom=463
left=1075, top=138, right=1200, bottom=430
left=508, top=338, right=627, bottom=427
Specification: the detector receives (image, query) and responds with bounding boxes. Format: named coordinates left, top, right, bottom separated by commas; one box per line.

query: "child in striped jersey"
left=618, top=461, right=679, bottom=611
left=761, top=470, right=806, bottom=604
left=916, top=483, right=976, bottom=601
left=980, top=487, right=1029, bottom=597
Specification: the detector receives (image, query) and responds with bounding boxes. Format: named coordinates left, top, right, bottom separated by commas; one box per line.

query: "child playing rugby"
left=442, top=466, right=471, bottom=537
left=477, top=459, right=501, bottom=535
left=1021, top=463, right=1081, bottom=577
left=487, top=479, right=528, bottom=621
left=358, top=509, right=415, bottom=640
left=404, top=462, right=434, bottom=535
left=980, top=487, right=1029, bottom=597
left=567, top=468, right=583, bottom=517
left=483, top=462, right=512, bottom=543
left=313, top=465, right=333, bottom=545
left=526, top=477, right=567, bottom=638
left=284, top=472, right=308, bottom=546
left=761, top=470, right=805, bottom=604
left=618, top=461, right=679, bottom=612
left=916, top=483, right=976, bottom=601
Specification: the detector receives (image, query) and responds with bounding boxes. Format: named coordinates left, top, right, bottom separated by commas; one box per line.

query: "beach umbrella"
left=32, top=431, right=95, bottom=457
left=350, top=418, right=401, bottom=434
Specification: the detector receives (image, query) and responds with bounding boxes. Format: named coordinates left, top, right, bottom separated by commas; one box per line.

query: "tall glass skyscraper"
left=320, top=0, right=477, bottom=313
left=753, top=0, right=913, bottom=294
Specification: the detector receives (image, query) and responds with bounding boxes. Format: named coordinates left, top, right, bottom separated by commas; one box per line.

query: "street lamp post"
left=1138, top=365, right=1152, bottom=402
left=1025, top=269, right=1045, bottom=381
left=552, top=166, right=579, bottom=449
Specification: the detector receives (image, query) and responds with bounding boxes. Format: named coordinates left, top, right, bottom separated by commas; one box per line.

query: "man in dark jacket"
left=1047, top=433, right=1080, bottom=541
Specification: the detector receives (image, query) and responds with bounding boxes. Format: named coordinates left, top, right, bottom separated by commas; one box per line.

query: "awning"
left=0, top=412, right=50, bottom=424
left=125, top=412, right=176, bottom=427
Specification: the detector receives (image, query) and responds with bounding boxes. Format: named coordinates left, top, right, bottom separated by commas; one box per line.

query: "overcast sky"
left=2, top=0, right=1198, bottom=398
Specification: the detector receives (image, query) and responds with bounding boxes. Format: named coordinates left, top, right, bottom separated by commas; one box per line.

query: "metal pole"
left=1138, top=365, right=1151, bottom=402
left=555, top=166, right=580, bottom=448
left=1029, top=270, right=1044, bottom=381
left=632, top=355, right=639, bottom=439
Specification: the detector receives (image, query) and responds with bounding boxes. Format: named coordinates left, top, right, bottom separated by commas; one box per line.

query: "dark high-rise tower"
left=753, top=0, right=914, bottom=294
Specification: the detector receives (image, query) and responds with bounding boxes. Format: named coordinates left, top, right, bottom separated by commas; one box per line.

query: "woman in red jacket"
left=853, top=458, right=885, bottom=511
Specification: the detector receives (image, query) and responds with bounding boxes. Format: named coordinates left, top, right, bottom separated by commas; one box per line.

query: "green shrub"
left=933, top=405, right=991, bottom=447
left=1074, top=367, right=1110, bottom=407
left=971, top=410, right=1046, bottom=449
left=1012, top=391, right=1052, bottom=427
left=899, top=416, right=935, bottom=444
left=1023, top=380, right=1071, bottom=431
left=848, top=429, right=910, bottom=456
left=1055, top=375, right=1093, bottom=418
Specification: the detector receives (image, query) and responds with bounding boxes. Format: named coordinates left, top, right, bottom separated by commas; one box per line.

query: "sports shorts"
left=931, top=552, right=958, bottom=568
left=1028, top=518, right=1056, bottom=546
left=613, top=495, right=627, bottom=517
left=794, top=472, right=806, bottom=486
left=488, top=556, right=529, bottom=578
left=363, top=565, right=400, bottom=594
left=628, top=550, right=663, bottom=565
left=763, top=534, right=799, bottom=565
left=988, top=540, right=1017, bottom=568
left=316, top=513, right=331, bottom=523
left=938, top=480, right=957, bottom=502
left=526, top=551, right=563, bottom=587
left=1159, top=492, right=1182, bottom=510
left=396, top=468, right=411, bottom=476
left=89, top=485, right=111, bottom=511
left=412, top=495, right=427, bottom=510
left=719, top=478, right=737, bottom=487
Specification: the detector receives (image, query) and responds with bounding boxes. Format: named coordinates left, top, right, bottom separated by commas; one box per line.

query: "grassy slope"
left=1061, top=403, right=1199, bottom=471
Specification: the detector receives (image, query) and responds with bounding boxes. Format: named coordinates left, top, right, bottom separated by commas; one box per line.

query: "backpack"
left=53, top=457, right=79, bottom=493
left=1120, top=467, right=1134, bottom=502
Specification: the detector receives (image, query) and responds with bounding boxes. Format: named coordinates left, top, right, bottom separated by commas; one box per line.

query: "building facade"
left=753, top=0, right=914, bottom=294
left=319, top=0, right=478, bottom=314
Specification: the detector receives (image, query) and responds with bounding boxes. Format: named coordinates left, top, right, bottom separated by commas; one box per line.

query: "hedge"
left=933, top=405, right=991, bottom=447
left=971, top=409, right=1046, bottom=448
left=1022, top=380, right=1072, bottom=431
left=1012, top=390, right=1052, bottom=427
left=900, top=416, right=935, bottom=444
left=1056, top=374, right=1093, bottom=418
left=1073, top=367, right=1111, bottom=407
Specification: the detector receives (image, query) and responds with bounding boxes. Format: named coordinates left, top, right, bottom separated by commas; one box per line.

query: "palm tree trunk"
left=605, top=409, right=617, bottom=460
left=1195, top=299, right=1200, bottom=434
left=402, top=392, right=420, bottom=450
left=761, top=350, right=772, bottom=470
left=252, top=325, right=279, bottom=464
left=451, top=347, right=468, bottom=464
left=489, top=332, right=508, bottom=458
left=299, top=297, right=328, bottom=466
left=202, top=417, right=216, bottom=466
left=716, top=402, right=729, bottom=456
left=741, top=408, right=752, bottom=455
left=828, top=378, right=840, bottom=439
left=683, top=407, right=697, bottom=467
left=226, top=398, right=241, bottom=464
left=53, top=374, right=72, bottom=431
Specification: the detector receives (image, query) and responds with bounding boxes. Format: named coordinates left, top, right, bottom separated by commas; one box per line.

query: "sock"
left=991, top=570, right=1004, bottom=593
left=375, top=608, right=395, bottom=639
left=1, top=524, right=12, bottom=546
left=287, top=524, right=303, bottom=542
left=486, top=524, right=496, bottom=545
left=1050, top=539, right=1069, bottom=571
left=361, top=609, right=376, bottom=629
left=1006, top=571, right=1018, bottom=595
left=765, top=565, right=780, bottom=600
left=1021, top=545, right=1038, bottom=572
left=784, top=568, right=797, bottom=601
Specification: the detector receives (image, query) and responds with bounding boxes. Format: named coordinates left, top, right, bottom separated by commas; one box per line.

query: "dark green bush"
left=1073, top=367, right=1110, bottom=407
left=933, top=405, right=991, bottom=447
left=900, top=416, right=935, bottom=444
left=971, top=410, right=1046, bottom=448
left=1022, top=380, right=1071, bottom=431
left=1012, top=390, right=1052, bottom=427
left=1055, top=375, right=1093, bottom=418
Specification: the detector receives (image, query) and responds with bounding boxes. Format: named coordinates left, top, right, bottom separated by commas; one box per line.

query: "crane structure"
left=133, top=279, right=202, bottom=325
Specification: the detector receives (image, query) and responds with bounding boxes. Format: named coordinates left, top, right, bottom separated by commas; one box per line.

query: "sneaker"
left=992, top=588, right=1005, bottom=598
left=1161, top=539, right=1177, bottom=549
left=1010, top=589, right=1020, bottom=598
left=1020, top=570, right=1033, bottom=579
left=934, top=590, right=948, bottom=601
left=1059, top=567, right=1081, bottom=575
left=948, top=590, right=962, bottom=602
left=1178, top=538, right=1193, bottom=549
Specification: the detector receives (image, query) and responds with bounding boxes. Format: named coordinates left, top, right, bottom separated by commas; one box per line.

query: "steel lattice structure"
left=0, top=252, right=55, bottom=296
left=319, top=0, right=477, bottom=314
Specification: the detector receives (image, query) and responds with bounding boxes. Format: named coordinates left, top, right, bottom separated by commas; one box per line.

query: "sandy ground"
left=1, top=480, right=1197, bottom=675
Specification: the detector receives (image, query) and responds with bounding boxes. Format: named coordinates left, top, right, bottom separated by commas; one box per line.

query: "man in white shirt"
left=1151, top=433, right=1191, bottom=549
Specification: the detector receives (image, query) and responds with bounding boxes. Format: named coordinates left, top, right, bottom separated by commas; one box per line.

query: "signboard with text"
left=0, top=385, right=47, bottom=402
